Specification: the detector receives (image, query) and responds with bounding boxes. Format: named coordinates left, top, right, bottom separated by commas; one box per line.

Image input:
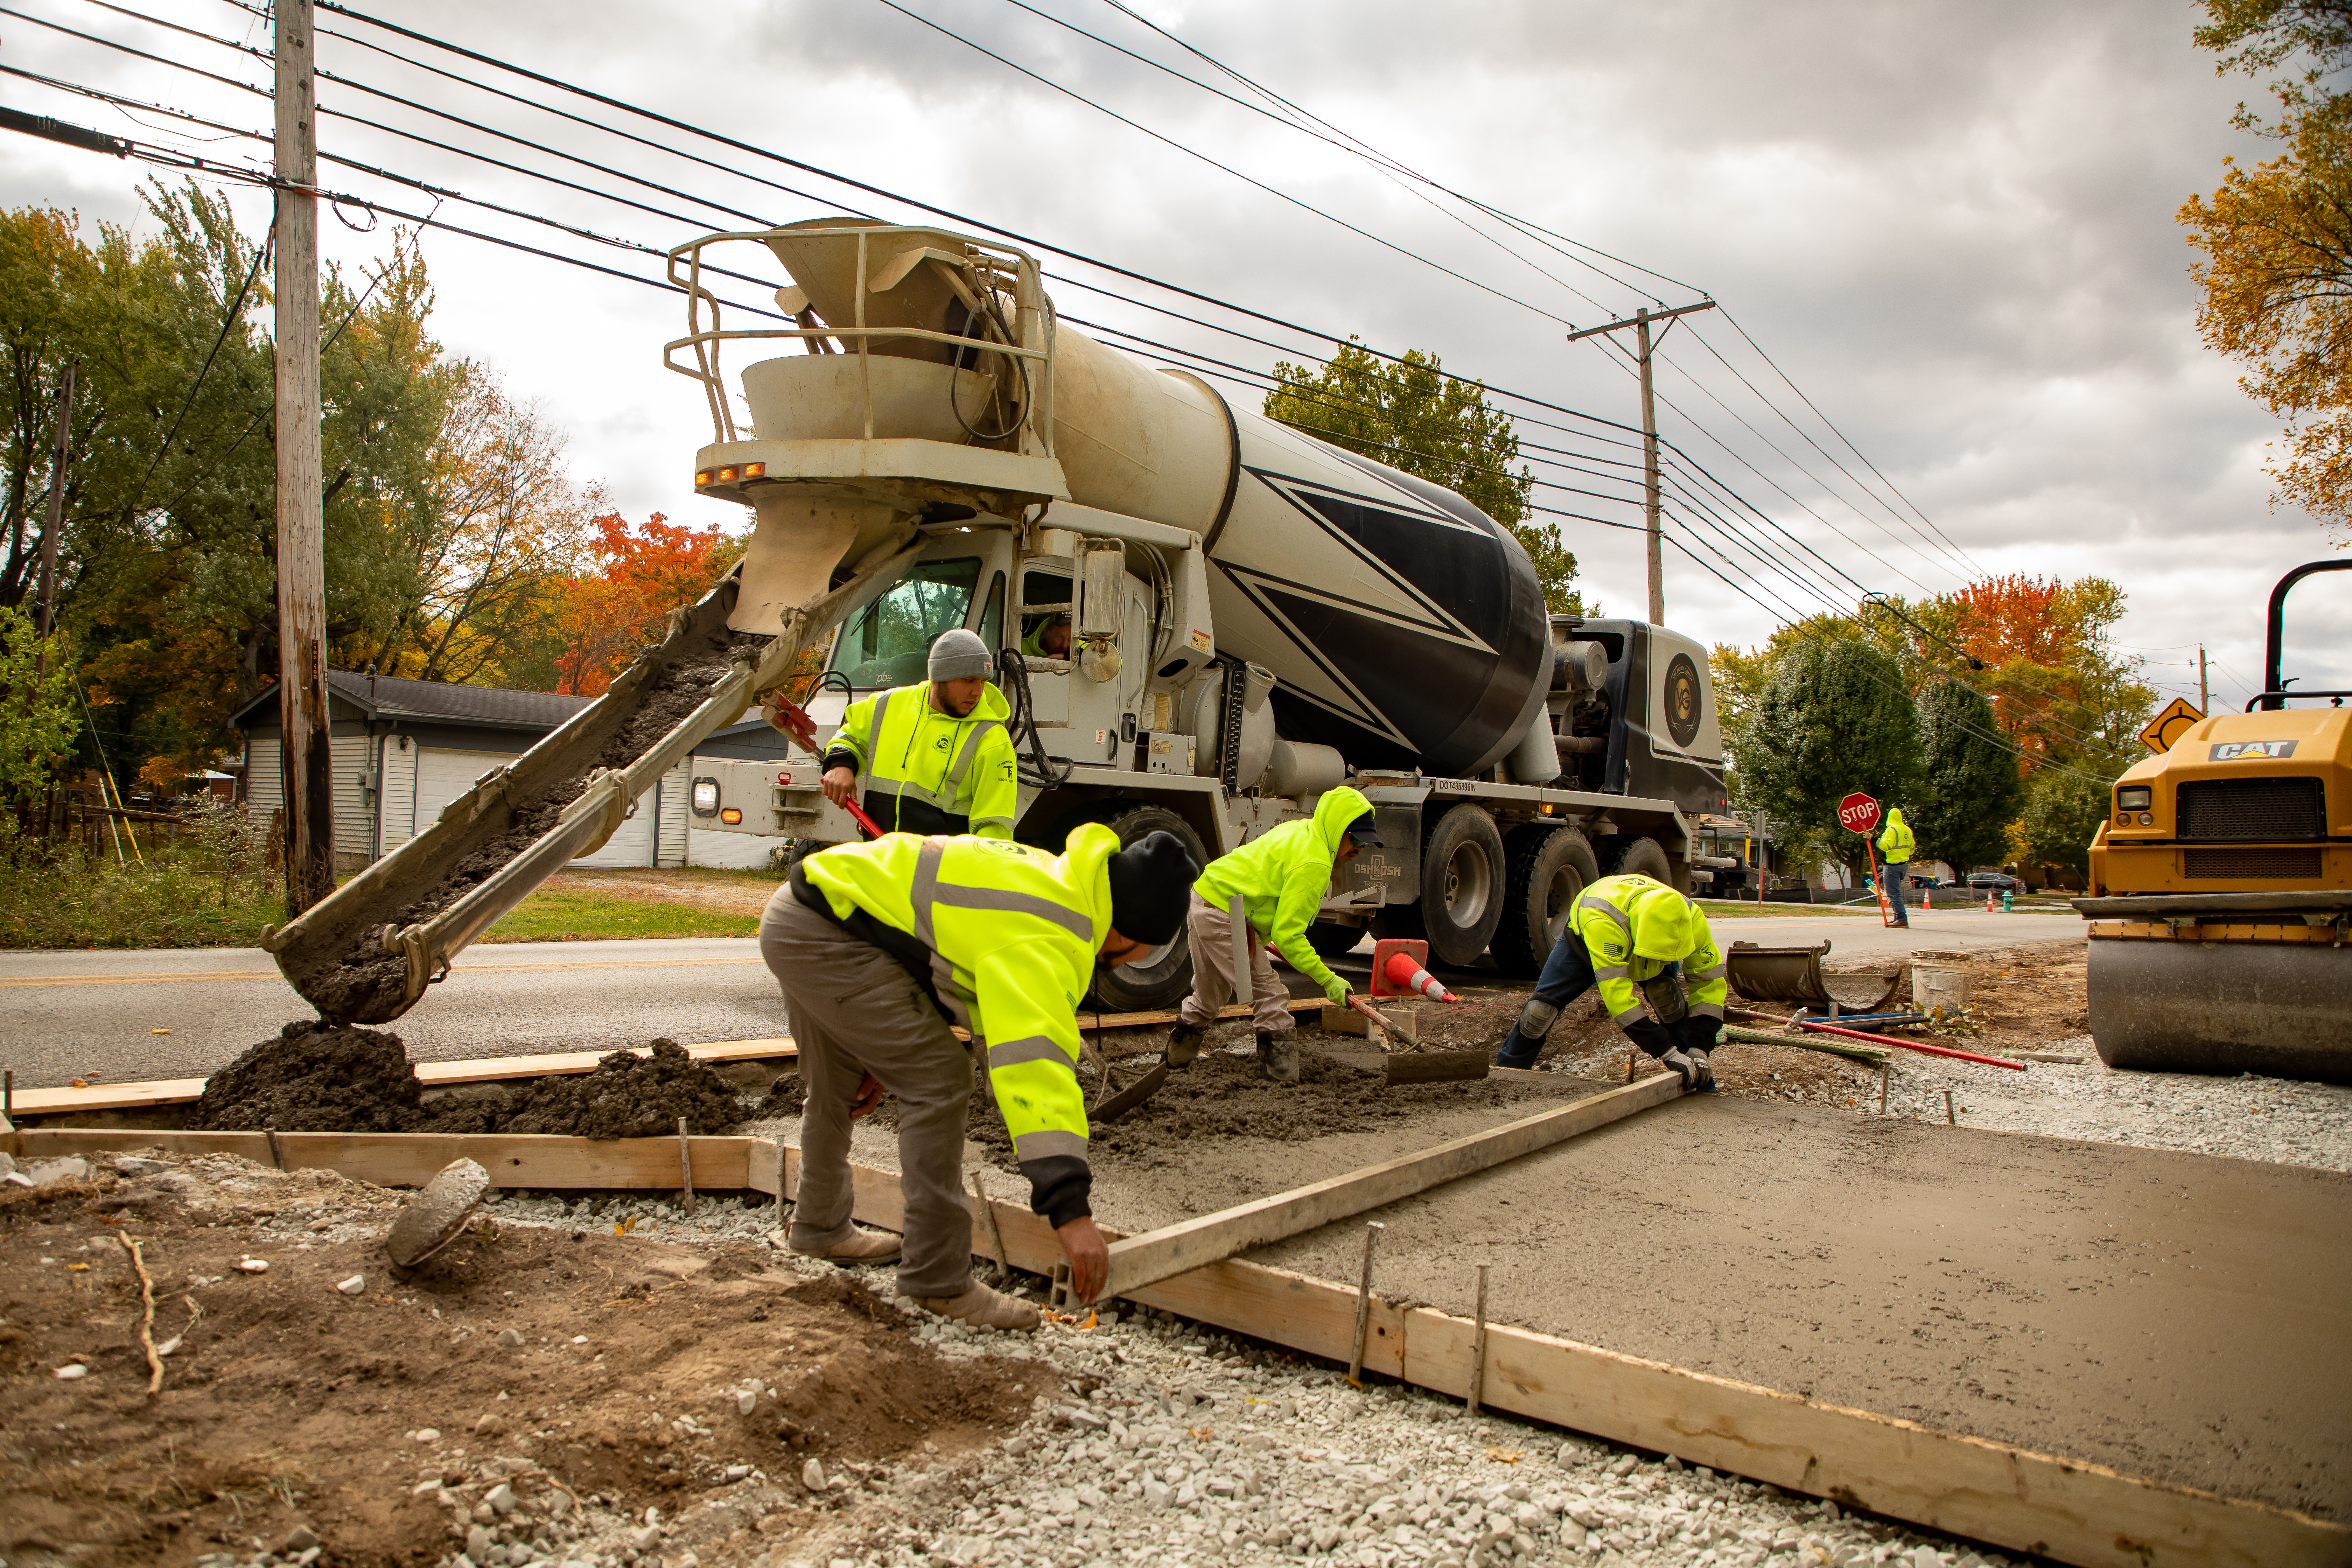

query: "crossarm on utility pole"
left=1562, top=299, right=1715, bottom=628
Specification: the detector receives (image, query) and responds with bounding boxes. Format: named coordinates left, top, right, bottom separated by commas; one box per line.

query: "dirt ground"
left=0, top=1156, right=1045, bottom=1568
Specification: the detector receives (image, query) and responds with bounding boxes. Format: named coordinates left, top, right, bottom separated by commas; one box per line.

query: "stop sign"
left=1838, top=792, right=1881, bottom=834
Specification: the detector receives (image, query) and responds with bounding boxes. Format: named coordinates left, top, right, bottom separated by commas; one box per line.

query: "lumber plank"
left=2, top=1129, right=754, bottom=1190
left=1097, top=1074, right=1681, bottom=1298
left=6, top=1037, right=800, bottom=1116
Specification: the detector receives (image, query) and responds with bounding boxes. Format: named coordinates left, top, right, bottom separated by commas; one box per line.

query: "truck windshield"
left=828, top=556, right=981, bottom=688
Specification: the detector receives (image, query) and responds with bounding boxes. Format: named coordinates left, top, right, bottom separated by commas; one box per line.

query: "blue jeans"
left=1885, top=870, right=1909, bottom=925
left=1495, top=927, right=1603, bottom=1069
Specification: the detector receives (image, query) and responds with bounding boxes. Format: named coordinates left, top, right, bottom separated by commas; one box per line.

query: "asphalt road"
left=0, top=904, right=2076, bottom=1092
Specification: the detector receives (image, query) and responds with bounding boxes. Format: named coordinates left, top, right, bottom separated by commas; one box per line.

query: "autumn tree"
left=544, top=512, right=746, bottom=697
left=1265, top=340, right=1582, bottom=611
left=2179, top=0, right=2352, bottom=534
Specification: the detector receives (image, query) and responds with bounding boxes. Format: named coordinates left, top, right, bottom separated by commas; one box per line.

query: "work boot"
left=1164, top=1023, right=1204, bottom=1070
left=911, top=1280, right=1040, bottom=1332
left=1258, top=1030, right=1299, bottom=1084
left=789, top=1226, right=902, bottom=1264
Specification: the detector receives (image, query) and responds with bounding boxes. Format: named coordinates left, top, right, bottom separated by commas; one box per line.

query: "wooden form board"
left=1099, top=1074, right=1679, bottom=1298
left=6, top=1127, right=2339, bottom=1566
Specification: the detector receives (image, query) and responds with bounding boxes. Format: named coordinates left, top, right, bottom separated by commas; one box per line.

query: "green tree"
left=2012, top=767, right=2112, bottom=886
left=1736, top=634, right=1922, bottom=884
left=2180, top=0, right=2352, bottom=534
left=0, top=606, right=77, bottom=809
left=1264, top=340, right=1582, bottom=611
left=1908, top=678, right=2023, bottom=874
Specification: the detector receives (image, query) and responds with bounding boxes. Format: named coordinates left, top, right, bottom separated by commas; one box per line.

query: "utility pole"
left=275, top=0, right=335, bottom=915
left=2198, top=645, right=2209, bottom=714
left=34, top=363, right=74, bottom=681
left=1566, top=298, right=1716, bottom=626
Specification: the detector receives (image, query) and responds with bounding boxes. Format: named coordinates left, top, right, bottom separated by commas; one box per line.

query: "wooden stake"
left=676, top=1117, right=694, bottom=1216
left=1468, top=1262, right=1490, bottom=1416
left=969, top=1164, right=1009, bottom=1284
left=1346, top=1221, right=1382, bottom=1386
left=263, top=1124, right=284, bottom=1171
left=1945, top=1089, right=1956, bottom=1126
left=1626, top=1051, right=1636, bottom=1083
left=774, top=1134, right=788, bottom=1227
left=1879, top=1063, right=1889, bottom=1114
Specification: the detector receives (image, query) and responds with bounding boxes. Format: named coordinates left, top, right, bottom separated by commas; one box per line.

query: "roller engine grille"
left=2175, top=776, right=2326, bottom=841
left=2183, top=846, right=2323, bottom=880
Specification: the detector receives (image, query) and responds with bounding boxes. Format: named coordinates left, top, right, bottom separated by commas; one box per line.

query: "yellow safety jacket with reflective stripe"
left=826, top=680, right=1018, bottom=839
left=1877, top=810, right=1915, bottom=866
left=1192, top=786, right=1372, bottom=1001
left=1568, top=873, right=1728, bottom=1037
left=798, top=826, right=1114, bottom=1221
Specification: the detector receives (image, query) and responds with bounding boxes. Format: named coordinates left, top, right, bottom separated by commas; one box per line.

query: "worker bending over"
left=1167, top=786, right=1382, bottom=1084
left=822, top=629, right=1017, bottom=838
left=1876, top=807, right=1914, bottom=929
left=760, top=826, right=1196, bottom=1328
left=1493, top=872, right=1725, bottom=1090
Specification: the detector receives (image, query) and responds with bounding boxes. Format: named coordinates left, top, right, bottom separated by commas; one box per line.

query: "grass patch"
left=0, top=810, right=286, bottom=950
left=481, top=887, right=761, bottom=942
left=1695, top=898, right=1875, bottom=919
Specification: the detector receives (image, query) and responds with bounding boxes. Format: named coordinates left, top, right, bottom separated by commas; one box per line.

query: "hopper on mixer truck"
left=2073, top=560, right=2352, bottom=1084
left=674, top=220, right=1730, bottom=1011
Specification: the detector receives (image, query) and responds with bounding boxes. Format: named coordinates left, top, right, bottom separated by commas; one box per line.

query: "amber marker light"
left=694, top=470, right=713, bottom=487
left=720, top=807, right=743, bottom=824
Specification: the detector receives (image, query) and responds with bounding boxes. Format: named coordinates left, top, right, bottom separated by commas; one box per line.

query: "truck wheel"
left=1492, top=827, right=1600, bottom=978
left=1598, top=834, right=1686, bottom=894
left=1416, top=806, right=1507, bottom=967
left=1077, top=803, right=1209, bottom=1013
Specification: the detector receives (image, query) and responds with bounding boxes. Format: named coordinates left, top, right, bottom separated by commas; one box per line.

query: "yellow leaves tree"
left=2180, top=0, right=2352, bottom=537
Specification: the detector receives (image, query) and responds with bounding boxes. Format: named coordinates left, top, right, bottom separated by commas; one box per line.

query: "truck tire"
left=1598, top=834, right=1687, bottom=894
left=1416, top=805, right=1508, bottom=967
left=1075, top=803, right=1210, bottom=1013
left=1492, top=827, right=1600, bottom=978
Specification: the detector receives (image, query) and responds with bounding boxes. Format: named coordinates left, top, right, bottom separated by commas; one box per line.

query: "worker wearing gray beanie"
left=927, top=628, right=993, bottom=683
left=818, top=626, right=1017, bottom=838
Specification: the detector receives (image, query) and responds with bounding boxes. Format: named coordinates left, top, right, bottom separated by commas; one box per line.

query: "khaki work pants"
left=1177, top=890, right=1298, bottom=1032
left=759, top=886, right=975, bottom=1300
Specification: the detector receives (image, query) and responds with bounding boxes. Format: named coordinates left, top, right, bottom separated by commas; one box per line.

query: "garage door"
left=411, top=748, right=658, bottom=868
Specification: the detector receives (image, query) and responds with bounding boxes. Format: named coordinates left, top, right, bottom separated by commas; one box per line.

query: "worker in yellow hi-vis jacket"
left=758, top=825, right=1197, bottom=1327
left=1876, top=806, right=1916, bottom=929
left=822, top=629, right=1018, bottom=838
left=1492, top=872, right=1725, bottom=1088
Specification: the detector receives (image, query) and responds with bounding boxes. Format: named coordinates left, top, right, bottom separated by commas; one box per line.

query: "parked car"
left=1966, top=872, right=2024, bottom=891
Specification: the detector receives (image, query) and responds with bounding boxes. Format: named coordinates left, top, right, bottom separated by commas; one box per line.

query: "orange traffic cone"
left=1384, top=950, right=1457, bottom=1002
left=1984, top=889, right=1997, bottom=913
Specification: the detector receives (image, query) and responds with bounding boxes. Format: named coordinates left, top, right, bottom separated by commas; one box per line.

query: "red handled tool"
left=768, top=694, right=886, bottom=841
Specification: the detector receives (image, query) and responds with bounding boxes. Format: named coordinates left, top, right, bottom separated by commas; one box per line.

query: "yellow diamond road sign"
left=2140, top=696, right=2205, bottom=754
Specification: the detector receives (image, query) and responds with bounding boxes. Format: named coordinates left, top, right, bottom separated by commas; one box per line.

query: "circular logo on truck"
left=1664, top=653, right=1702, bottom=748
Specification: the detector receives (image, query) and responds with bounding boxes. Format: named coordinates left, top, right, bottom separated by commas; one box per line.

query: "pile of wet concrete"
left=189, top=1022, right=753, bottom=1139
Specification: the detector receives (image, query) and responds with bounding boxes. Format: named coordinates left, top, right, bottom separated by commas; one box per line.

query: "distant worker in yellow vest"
left=1493, top=872, right=1725, bottom=1089
left=1021, top=612, right=1074, bottom=659
left=761, top=825, right=1197, bottom=1327
left=1877, top=807, right=1915, bottom=929
left=822, top=629, right=1018, bottom=838
left=1169, top=786, right=1383, bottom=1084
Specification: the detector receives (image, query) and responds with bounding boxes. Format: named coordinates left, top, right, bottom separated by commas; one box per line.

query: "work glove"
left=1686, top=1046, right=1716, bottom=1093
left=1658, top=1047, right=1705, bottom=1091
left=1322, top=974, right=1352, bottom=1008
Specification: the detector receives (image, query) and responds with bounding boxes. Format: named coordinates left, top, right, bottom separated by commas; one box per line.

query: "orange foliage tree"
left=549, top=512, right=744, bottom=697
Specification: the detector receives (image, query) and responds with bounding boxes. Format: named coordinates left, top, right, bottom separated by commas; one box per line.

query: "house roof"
left=230, top=671, right=591, bottom=733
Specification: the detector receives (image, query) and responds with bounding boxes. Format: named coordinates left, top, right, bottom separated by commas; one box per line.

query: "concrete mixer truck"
left=260, top=222, right=1729, bottom=1022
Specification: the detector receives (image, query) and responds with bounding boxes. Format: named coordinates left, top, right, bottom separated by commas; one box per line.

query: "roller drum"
left=2088, top=936, right=2352, bottom=1084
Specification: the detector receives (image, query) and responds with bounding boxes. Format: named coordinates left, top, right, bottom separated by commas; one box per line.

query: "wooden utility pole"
left=34, top=363, right=74, bottom=680
left=2198, top=645, right=2209, bottom=714
left=1566, top=299, right=1717, bottom=627
left=275, top=0, right=334, bottom=914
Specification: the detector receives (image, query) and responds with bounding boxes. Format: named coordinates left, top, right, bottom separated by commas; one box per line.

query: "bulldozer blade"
left=1092, top=1062, right=1168, bottom=1124
left=2089, top=935, right=2352, bottom=1084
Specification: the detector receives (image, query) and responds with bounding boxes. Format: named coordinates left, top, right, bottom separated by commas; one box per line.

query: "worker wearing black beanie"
left=1107, top=830, right=1195, bottom=946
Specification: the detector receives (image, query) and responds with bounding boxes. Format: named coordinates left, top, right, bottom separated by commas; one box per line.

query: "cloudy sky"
left=8, top=0, right=2349, bottom=713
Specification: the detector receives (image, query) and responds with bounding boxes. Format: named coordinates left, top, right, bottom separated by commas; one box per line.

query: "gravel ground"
left=443, top=1199, right=2027, bottom=1568
left=1529, top=1035, right=2352, bottom=1173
